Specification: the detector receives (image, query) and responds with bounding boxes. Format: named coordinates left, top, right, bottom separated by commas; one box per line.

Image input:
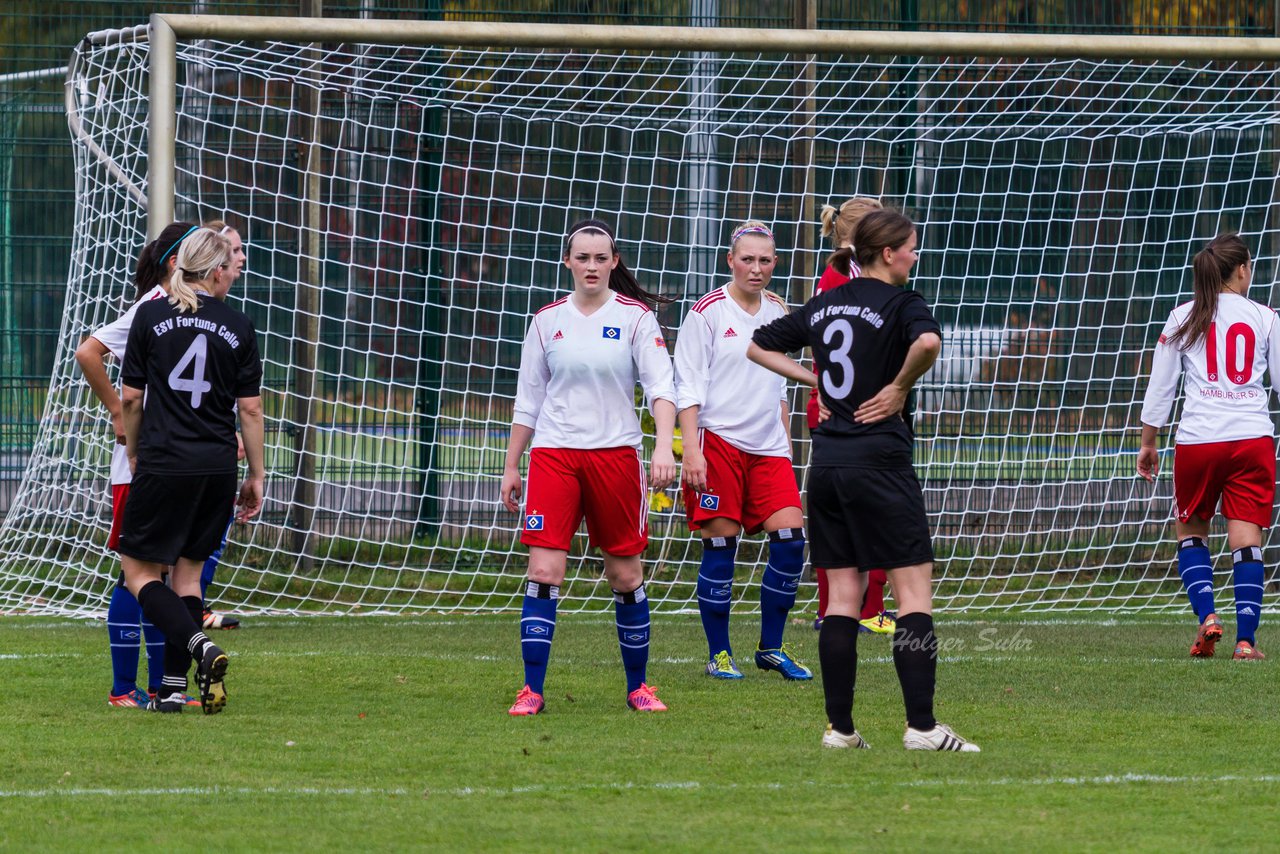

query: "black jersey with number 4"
left=752, top=277, right=940, bottom=468
left=121, top=293, right=263, bottom=476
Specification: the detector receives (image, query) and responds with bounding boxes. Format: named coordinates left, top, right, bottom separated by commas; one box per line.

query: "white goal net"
left=3, top=22, right=1279, bottom=615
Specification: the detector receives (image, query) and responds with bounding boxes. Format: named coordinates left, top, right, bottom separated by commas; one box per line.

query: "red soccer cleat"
left=1190, top=613, right=1224, bottom=658
left=508, top=685, right=545, bottom=716
left=626, top=683, right=668, bottom=712
left=1233, top=640, right=1266, bottom=660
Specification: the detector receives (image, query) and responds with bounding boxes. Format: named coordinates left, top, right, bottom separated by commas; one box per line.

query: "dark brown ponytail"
left=133, top=221, right=198, bottom=300
left=563, top=219, right=672, bottom=310
left=1169, top=233, right=1251, bottom=349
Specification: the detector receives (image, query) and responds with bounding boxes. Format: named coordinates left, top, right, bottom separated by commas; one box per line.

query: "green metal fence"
left=0, top=0, right=1275, bottom=515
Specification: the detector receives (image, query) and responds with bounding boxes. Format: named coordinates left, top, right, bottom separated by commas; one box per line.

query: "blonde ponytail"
left=168, top=227, right=230, bottom=313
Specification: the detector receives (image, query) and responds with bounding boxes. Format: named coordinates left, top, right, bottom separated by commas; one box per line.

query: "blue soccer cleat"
left=705, top=650, right=744, bottom=679
left=754, top=644, right=813, bottom=680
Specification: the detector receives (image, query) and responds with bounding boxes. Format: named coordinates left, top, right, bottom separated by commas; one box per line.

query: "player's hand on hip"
left=817, top=398, right=832, bottom=424
left=681, top=448, right=707, bottom=493
left=649, top=447, right=677, bottom=491
left=1136, top=446, right=1159, bottom=482
left=111, top=412, right=126, bottom=445
left=499, top=467, right=523, bottom=513
left=236, top=476, right=264, bottom=522
left=854, top=384, right=907, bottom=424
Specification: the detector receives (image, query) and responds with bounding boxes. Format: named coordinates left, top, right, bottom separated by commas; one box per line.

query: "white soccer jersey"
left=1141, top=293, right=1280, bottom=444
left=674, top=284, right=791, bottom=456
left=88, top=285, right=168, bottom=485
left=514, top=290, right=675, bottom=450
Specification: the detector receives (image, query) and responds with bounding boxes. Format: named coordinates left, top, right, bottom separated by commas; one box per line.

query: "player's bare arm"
left=74, top=336, right=125, bottom=444
left=649, top=398, right=677, bottom=490
left=120, top=383, right=144, bottom=473
left=500, top=423, right=535, bottom=513
left=1136, top=422, right=1161, bottom=482
left=746, top=341, right=818, bottom=388
left=236, top=394, right=266, bottom=521
left=854, top=332, right=941, bottom=424
left=677, top=404, right=706, bottom=492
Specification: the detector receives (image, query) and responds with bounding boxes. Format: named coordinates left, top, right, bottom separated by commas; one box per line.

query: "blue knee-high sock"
left=200, top=514, right=234, bottom=599
left=1178, top=537, right=1216, bottom=622
left=1232, top=546, right=1265, bottom=645
left=614, top=584, right=651, bottom=693
left=519, top=582, right=557, bottom=694
left=760, top=528, right=805, bottom=650
left=140, top=616, right=166, bottom=694
left=697, top=535, right=737, bottom=658
left=106, top=579, right=142, bottom=696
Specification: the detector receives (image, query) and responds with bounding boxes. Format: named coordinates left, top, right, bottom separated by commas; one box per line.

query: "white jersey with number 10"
left=1141, top=293, right=1280, bottom=444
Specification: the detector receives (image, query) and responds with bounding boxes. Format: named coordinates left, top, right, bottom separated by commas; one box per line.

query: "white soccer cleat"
left=821, top=724, right=870, bottom=749
left=903, top=722, right=980, bottom=752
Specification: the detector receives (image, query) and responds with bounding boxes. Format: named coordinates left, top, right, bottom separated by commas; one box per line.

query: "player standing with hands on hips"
left=748, top=209, right=980, bottom=751
left=1138, top=233, right=1276, bottom=661
left=116, top=226, right=265, bottom=714
left=501, top=219, right=677, bottom=715
left=674, top=220, right=810, bottom=681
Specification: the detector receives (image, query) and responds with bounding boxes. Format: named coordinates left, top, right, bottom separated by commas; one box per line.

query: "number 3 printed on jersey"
left=1205, top=321, right=1255, bottom=385
left=822, top=319, right=855, bottom=399
left=168, top=335, right=213, bottom=407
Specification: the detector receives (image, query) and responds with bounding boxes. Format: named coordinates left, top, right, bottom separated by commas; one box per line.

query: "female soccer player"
left=1138, top=232, right=1278, bottom=661
left=116, top=226, right=265, bottom=714
left=501, top=218, right=677, bottom=715
left=75, top=221, right=197, bottom=707
left=748, top=209, right=980, bottom=751
left=673, top=220, right=810, bottom=681
left=807, top=197, right=896, bottom=638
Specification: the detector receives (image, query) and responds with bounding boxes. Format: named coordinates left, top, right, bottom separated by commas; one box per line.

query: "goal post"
left=4, top=16, right=1280, bottom=617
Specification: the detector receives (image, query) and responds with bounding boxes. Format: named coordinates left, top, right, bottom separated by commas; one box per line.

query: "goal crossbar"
left=144, top=15, right=1280, bottom=236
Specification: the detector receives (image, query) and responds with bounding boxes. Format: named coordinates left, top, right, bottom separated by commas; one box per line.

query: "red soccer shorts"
left=1174, top=436, right=1276, bottom=528
left=682, top=428, right=801, bottom=535
left=108, top=483, right=130, bottom=551
left=521, top=446, right=648, bottom=556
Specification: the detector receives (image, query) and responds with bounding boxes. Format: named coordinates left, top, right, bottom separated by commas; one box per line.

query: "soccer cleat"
left=1190, top=612, right=1225, bottom=658
left=148, top=690, right=202, bottom=708
left=148, top=692, right=187, bottom=713
left=196, top=644, right=229, bottom=715
left=1233, top=640, right=1266, bottom=660
left=202, top=608, right=240, bottom=630
left=754, top=644, right=813, bottom=680
left=813, top=616, right=824, bottom=632
left=107, top=688, right=151, bottom=708
left=903, top=722, right=981, bottom=752
left=626, top=683, right=668, bottom=712
left=822, top=724, right=870, bottom=749
left=859, top=610, right=897, bottom=635
left=705, top=650, right=744, bottom=679
left=508, top=685, right=545, bottom=716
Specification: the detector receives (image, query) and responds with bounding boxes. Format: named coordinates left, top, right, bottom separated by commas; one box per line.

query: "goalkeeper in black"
left=116, top=226, right=265, bottom=715
left=748, top=209, right=980, bottom=752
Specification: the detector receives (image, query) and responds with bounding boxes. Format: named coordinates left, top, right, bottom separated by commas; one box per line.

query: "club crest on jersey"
left=699, top=493, right=720, bottom=511
left=654, top=336, right=665, bottom=348
left=1158, top=333, right=1167, bottom=344
left=552, top=330, right=564, bottom=341
left=524, top=514, right=544, bottom=531
left=723, top=327, right=737, bottom=338
left=602, top=326, right=621, bottom=340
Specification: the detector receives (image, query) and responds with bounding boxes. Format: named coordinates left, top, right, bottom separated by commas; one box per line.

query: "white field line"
left=4, top=773, right=1280, bottom=800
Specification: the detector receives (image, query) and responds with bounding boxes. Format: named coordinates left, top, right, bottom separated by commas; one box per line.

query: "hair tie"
left=158, top=225, right=200, bottom=266
left=218, top=225, right=234, bottom=236
left=731, top=223, right=774, bottom=245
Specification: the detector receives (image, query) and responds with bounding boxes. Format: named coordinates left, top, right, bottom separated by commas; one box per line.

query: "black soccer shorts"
left=806, top=464, right=934, bottom=570
left=116, top=471, right=237, bottom=565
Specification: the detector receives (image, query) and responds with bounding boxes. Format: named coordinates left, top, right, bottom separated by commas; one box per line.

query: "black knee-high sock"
left=136, top=581, right=212, bottom=669
left=818, top=614, right=858, bottom=735
left=159, top=595, right=205, bottom=692
left=892, top=612, right=938, bottom=731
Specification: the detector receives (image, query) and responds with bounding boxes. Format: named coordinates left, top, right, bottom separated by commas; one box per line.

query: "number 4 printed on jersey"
left=168, top=335, right=213, bottom=407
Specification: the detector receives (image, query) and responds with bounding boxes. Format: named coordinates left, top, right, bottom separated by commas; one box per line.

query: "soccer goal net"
left=3, top=18, right=1279, bottom=616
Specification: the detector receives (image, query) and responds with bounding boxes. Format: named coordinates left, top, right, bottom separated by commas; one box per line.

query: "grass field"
left=2, top=612, right=1276, bottom=851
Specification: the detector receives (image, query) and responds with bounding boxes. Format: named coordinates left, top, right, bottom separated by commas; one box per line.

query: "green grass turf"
left=1, top=613, right=1274, bottom=851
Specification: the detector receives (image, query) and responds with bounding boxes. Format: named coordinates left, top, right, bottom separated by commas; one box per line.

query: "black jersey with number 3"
left=121, top=293, right=262, bottom=476
left=752, top=277, right=940, bottom=468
